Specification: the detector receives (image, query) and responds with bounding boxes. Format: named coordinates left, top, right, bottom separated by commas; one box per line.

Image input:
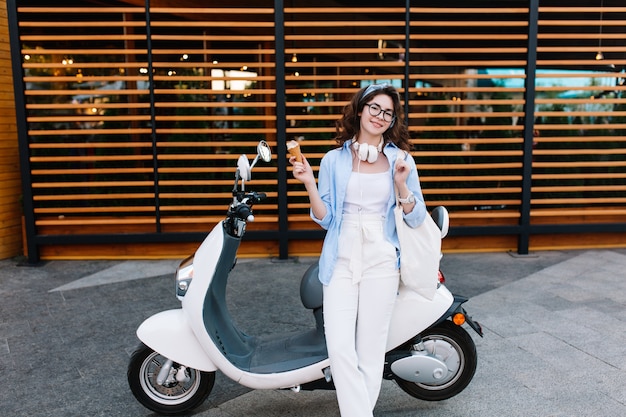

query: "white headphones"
left=353, top=138, right=384, bottom=163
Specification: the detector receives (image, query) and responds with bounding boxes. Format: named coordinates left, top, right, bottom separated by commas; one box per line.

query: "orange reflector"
left=437, top=270, right=445, bottom=283
left=453, top=313, right=466, bottom=326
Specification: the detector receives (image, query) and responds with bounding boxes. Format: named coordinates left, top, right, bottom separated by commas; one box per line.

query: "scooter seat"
left=300, top=263, right=323, bottom=310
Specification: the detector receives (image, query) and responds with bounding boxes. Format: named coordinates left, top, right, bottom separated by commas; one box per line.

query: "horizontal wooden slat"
left=285, top=7, right=406, bottom=13
left=27, top=103, right=150, bottom=110
left=18, top=7, right=143, bottom=13
left=156, top=141, right=278, bottom=148
left=426, top=187, right=521, bottom=195
left=33, top=193, right=155, bottom=201
left=154, top=102, right=276, bottom=108
left=538, top=59, right=626, bottom=66
left=408, top=60, right=528, bottom=66
left=409, top=21, right=528, bottom=27
left=286, top=21, right=405, bottom=28
left=24, top=88, right=148, bottom=95
left=155, top=115, right=275, bottom=121
left=418, top=163, right=523, bottom=170
left=535, top=98, right=626, bottom=105
left=534, top=162, right=626, bottom=169
left=36, top=218, right=156, bottom=226
left=153, top=88, right=275, bottom=94
left=533, top=173, right=626, bottom=180
left=31, top=168, right=153, bottom=175
left=21, top=35, right=146, bottom=41
left=155, top=128, right=276, bottom=134
left=410, top=48, right=527, bottom=54
left=288, top=34, right=405, bottom=41
left=532, top=197, right=626, bottom=204
left=35, top=207, right=156, bottom=214
left=30, top=155, right=153, bottom=162
left=30, top=142, right=150, bottom=149
left=534, top=149, right=626, bottom=156
left=23, top=48, right=147, bottom=55
left=412, top=125, right=524, bottom=132
left=28, top=129, right=151, bottom=135
left=32, top=181, right=153, bottom=188
left=20, top=21, right=146, bottom=28
left=150, top=21, right=274, bottom=28
left=539, top=19, right=626, bottom=26
left=152, top=35, right=274, bottom=41
left=151, top=48, right=275, bottom=55
left=449, top=211, right=520, bottom=219
left=150, top=7, right=274, bottom=14
left=27, top=116, right=151, bottom=122
left=421, top=175, right=523, bottom=182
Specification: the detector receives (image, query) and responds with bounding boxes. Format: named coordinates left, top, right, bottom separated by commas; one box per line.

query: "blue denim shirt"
left=312, top=141, right=426, bottom=285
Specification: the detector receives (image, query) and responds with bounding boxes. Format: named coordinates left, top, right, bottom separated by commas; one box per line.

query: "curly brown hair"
left=334, top=84, right=412, bottom=152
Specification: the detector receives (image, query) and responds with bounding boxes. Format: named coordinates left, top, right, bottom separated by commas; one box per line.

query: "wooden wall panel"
left=0, top=0, right=22, bottom=259
left=9, top=1, right=626, bottom=260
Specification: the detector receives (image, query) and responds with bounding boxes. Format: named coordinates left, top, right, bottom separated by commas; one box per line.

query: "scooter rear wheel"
left=127, top=343, right=215, bottom=415
left=394, top=320, right=477, bottom=401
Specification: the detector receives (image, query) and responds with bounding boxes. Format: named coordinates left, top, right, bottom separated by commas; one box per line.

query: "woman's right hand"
left=289, top=155, right=315, bottom=186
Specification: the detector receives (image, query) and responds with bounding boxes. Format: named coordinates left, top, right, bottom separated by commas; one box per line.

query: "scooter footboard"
left=136, top=309, right=217, bottom=372
left=386, top=283, right=454, bottom=351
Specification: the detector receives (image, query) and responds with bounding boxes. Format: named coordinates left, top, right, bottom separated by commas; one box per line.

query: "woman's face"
left=358, top=93, right=395, bottom=137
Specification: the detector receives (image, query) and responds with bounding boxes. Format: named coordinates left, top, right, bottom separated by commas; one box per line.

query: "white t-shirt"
left=343, top=170, right=391, bottom=215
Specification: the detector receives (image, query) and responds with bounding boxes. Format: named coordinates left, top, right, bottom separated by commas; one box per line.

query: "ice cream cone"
left=287, top=140, right=302, bottom=162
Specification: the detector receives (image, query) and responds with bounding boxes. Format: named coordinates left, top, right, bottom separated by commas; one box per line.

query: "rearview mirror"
left=251, top=140, right=272, bottom=170
left=237, top=154, right=251, bottom=182
left=258, top=140, right=272, bottom=162
left=236, top=140, right=272, bottom=185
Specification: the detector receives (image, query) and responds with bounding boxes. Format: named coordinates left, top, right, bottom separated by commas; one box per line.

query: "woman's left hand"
left=394, top=156, right=410, bottom=188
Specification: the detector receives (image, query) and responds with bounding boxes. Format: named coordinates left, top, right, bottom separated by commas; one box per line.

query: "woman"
left=289, top=83, right=426, bottom=417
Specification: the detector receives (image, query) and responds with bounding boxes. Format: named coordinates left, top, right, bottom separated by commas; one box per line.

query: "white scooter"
left=127, top=141, right=483, bottom=415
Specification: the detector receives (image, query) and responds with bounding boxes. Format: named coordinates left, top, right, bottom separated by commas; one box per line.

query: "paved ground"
left=0, top=248, right=624, bottom=416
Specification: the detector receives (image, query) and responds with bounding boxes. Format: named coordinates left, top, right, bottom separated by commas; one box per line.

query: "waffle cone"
left=287, top=140, right=302, bottom=162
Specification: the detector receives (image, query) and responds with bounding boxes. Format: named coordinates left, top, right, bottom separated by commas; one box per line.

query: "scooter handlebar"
left=247, top=192, right=266, bottom=204
left=232, top=192, right=266, bottom=221
left=235, top=204, right=253, bottom=221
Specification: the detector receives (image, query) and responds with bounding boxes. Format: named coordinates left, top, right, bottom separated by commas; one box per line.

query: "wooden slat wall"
left=532, top=4, right=626, bottom=246
left=11, top=1, right=626, bottom=259
left=0, top=1, right=22, bottom=259
left=17, top=4, right=278, bottom=258
left=21, top=6, right=156, bottom=243
left=406, top=6, right=528, bottom=251
left=405, top=4, right=626, bottom=251
left=526, top=4, right=626, bottom=250
left=149, top=6, right=278, bottom=231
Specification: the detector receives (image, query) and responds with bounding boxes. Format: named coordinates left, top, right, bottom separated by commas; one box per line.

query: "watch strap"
left=398, top=192, right=415, bottom=204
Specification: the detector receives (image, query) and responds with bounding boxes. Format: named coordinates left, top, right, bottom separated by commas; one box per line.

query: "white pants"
left=323, top=214, right=399, bottom=417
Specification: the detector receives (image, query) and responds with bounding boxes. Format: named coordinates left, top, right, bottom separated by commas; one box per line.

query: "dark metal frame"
left=8, top=0, right=626, bottom=263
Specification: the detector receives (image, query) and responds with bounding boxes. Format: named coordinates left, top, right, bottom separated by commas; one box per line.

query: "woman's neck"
left=356, top=133, right=383, bottom=146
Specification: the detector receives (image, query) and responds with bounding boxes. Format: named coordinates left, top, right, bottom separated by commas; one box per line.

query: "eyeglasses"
left=364, top=103, right=395, bottom=123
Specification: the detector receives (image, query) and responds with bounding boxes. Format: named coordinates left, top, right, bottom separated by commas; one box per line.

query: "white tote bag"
left=394, top=153, right=441, bottom=300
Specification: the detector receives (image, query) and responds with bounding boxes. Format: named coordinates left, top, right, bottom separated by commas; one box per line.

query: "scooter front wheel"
left=127, top=343, right=215, bottom=415
left=394, top=320, right=477, bottom=401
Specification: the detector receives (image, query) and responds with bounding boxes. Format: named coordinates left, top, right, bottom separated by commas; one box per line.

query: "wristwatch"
left=398, top=192, right=415, bottom=204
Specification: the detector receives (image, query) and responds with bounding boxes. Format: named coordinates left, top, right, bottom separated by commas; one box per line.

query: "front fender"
left=136, top=309, right=217, bottom=372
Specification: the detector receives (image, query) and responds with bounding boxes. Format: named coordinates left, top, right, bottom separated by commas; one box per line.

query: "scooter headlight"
left=176, top=255, right=194, bottom=300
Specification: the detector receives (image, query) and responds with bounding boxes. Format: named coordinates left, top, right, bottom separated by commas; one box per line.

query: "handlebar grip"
left=235, top=205, right=253, bottom=220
